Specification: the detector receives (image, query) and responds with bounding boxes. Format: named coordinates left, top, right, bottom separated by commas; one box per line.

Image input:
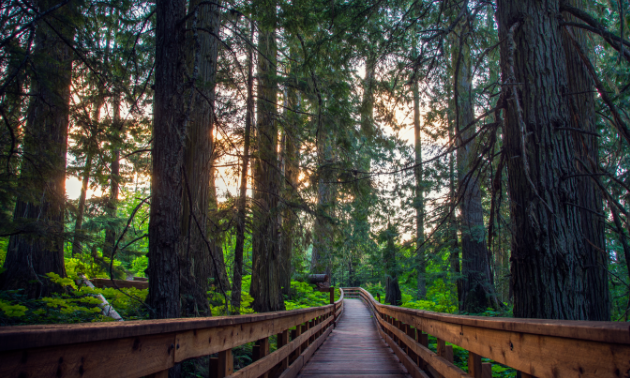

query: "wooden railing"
left=342, top=287, right=630, bottom=378
left=0, top=287, right=343, bottom=378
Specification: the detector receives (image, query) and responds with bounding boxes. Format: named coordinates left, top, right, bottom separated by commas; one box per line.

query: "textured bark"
left=383, top=225, right=401, bottom=306
left=413, top=76, right=426, bottom=299
left=250, top=2, right=285, bottom=312
left=497, top=0, right=608, bottom=320
left=0, top=0, right=75, bottom=298
left=452, top=16, right=493, bottom=313
left=560, top=0, right=610, bottom=321
left=179, top=0, right=222, bottom=319
left=147, top=0, right=186, bottom=322
left=280, top=81, right=300, bottom=297
left=386, top=276, right=402, bottom=306
left=231, top=21, right=255, bottom=312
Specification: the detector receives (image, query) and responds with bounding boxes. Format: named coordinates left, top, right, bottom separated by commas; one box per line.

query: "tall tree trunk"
left=310, top=134, right=334, bottom=276
left=179, top=0, right=222, bottom=319
left=448, top=106, right=462, bottom=306
left=72, top=151, right=93, bottom=257
left=413, top=75, right=426, bottom=299
left=250, top=1, right=285, bottom=312
left=0, top=0, right=75, bottom=298
left=383, top=224, right=401, bottom=306
left=147, top=0, right=186, bottom=326
left=231, top=20, right=255, bottom=312
left=560, top=0, right=610, bottom=321
left=208, top=164, right=230, bottom=291
left=280, top=76, right=301, bottom=297
left=496, top=0, right=608, bottom=320
left=104, top=93, right=122, bottom=259
left=72, top=94, right=103, bottom=257
left=0, top=40, right=25, bottom=177
left=452, top=13, right=494, bottom=313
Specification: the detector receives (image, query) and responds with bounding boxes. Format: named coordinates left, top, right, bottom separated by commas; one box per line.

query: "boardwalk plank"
left=297, top=299, right=411, bottom=378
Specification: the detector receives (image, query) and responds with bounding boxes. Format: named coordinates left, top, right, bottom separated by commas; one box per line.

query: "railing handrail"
left=343, top=287, right=630, bottom=344
left=0, top=287, right=345, bottom=378
left=0, top=303, right=331, bottom=352
left=343, top=287, right=630, bottom=378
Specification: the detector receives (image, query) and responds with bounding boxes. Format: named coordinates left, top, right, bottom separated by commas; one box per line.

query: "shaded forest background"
left=0, top=0, right=629, bottom=336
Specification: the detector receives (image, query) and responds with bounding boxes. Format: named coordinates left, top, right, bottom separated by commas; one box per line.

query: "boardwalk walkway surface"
left=298, top=298, right=411, bottom=378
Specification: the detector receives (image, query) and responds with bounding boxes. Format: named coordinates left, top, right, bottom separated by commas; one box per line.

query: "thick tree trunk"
left=179, top=0, right=222, bottom=319
left=0, top=0, right=75, bottom=298
left=452, top=17, right=493, bottom=313
left=560, top=0, right=610, bottom=321
left=497, top=0, right=609, bottom=320
left=147, top=0, right=186, bottom=323
left=231, top=21, right=255, bottom=312
left=250, top=2, right=285, bottom=312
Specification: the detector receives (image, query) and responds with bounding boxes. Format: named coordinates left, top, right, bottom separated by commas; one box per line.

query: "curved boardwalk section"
left=298, top=298, right=410, bottom=378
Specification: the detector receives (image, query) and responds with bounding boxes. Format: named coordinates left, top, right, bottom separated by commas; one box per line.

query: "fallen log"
left=78, top=274, right=124, bottom=321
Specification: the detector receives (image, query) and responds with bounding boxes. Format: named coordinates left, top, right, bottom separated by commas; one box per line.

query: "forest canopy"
left=0, top=0, right=629, bottom=334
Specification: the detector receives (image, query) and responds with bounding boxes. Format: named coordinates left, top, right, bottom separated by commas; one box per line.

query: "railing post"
left=290, top=324, right=302, bottom=363
left=210, top=349, right=233, bottom=378
left=278, top=330, right=290, bottom=370
left=253, top=337, right=269, bottom=378
left=301, top=322, right=310, bottom=350
left=405, top=325, right=417, bottom=361
left=417, top=331, right=428, bottom=369
left=467, top=351, right=492, bottom=378
left=436, top=338, right=454, bottom=378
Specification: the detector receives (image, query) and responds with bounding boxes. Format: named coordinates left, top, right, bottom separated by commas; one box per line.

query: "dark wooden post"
left=468, top=351, right=492, bottom=378
left=437, top=339, right=453, bottom=362
left=210, top=349, right=233, bottom=378
left=418, top=332, right=428, bottom=369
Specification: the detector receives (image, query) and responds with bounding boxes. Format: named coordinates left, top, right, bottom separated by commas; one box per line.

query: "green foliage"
left=0, top=272, right=148, bottom=325
left=285, top=281, right=339, bottom=310
left=0, top=298, right=27, bottom=317
left=131, top=256, right=148, bottom=278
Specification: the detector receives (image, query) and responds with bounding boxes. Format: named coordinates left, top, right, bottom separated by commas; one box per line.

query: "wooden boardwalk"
left=298, top=298, right=411, bottom=378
